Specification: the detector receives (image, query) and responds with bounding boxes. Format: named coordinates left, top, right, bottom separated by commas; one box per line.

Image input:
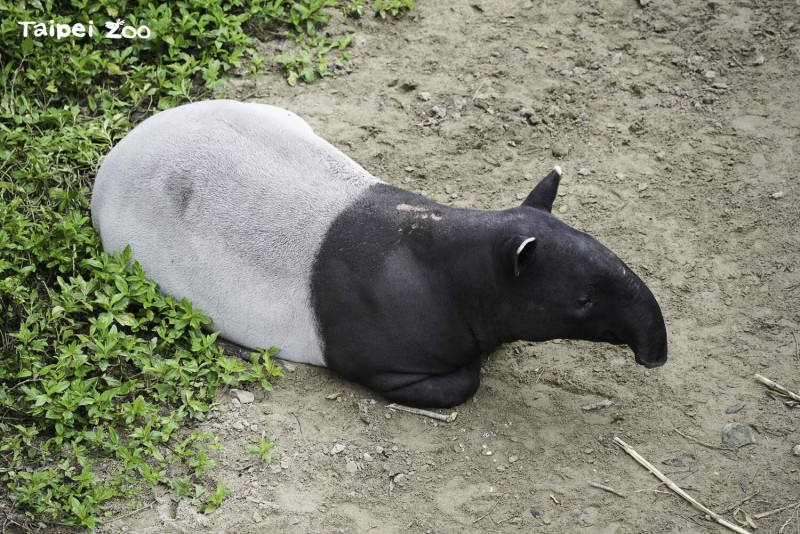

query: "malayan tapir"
left=91, top=100, right=668, bottom=408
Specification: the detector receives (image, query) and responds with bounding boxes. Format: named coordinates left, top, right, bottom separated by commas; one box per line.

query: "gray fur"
left=91, top=100, right=381, bottom=365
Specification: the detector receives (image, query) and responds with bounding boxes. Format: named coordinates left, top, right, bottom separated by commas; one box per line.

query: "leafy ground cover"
left=0, top=0, right=412, bottom=529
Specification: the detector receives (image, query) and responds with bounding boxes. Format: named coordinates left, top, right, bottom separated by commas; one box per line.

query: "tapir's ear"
left=522, top=166, right=562, bottom=212
left=504, top=236, right=537, bottom=277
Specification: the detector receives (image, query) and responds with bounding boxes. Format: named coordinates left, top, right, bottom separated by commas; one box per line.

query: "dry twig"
left=472, top=80, right=486, bottom=101
left=755, top=374, right=800, bottom=402
left=752, top=501, right=800, bottom=520
left=673, top=428, right=735, bottom=451
left=102, top=500, right=157, bottom=525
left=614, top=437, right=753, bottom=534
left=589, top=481, right=627, bottom=498
left=725, top=492, right=759, bottom=512
left=583, top=399, right=614, bottom=411
left=386, top=403, right=457, bottom=423
left=472, top=501, right=498, bottom=524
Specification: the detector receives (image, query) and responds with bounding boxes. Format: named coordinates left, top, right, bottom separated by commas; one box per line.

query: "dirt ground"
left=98, top=0, right=800, bottom=532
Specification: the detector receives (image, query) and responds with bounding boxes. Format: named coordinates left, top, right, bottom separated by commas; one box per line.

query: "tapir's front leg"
left=369, top=358, right=481, bottom=408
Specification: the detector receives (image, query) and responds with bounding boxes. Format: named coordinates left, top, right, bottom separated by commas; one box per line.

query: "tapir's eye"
left=576, top=297, right=593, bottom=309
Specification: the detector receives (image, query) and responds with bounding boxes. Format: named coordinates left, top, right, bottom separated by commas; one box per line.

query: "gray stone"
left=431, top=105, right=447, bottom=119
left=793, top=444, right=800, bottom=457
left=551, top=144, right=569, bottom=158
left=722, top=422, right=755, bottom=448
left=330, top=443, right=346, bottom=455
left=232, top=389, right=254, bottom=404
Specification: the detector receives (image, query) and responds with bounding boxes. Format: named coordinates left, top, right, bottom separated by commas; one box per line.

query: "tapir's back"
left=91, top=100, right=380, bottom=365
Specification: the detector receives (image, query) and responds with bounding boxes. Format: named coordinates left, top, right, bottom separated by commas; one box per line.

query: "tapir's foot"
left=374, top=359, right=481, bottom=409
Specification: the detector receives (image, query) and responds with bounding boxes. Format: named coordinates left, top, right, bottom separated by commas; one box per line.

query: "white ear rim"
left=553, top=165, right=562, bottom=176
left=516, top=237, right=537, bottom=255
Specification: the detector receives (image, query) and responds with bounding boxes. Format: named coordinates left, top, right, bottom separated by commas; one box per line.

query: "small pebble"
left=725, top=401, right=746, bottom=414
left=363, top=453, right=374, bottom=462
left=509, top=455, right=518, bottom=463
left=418, top=91, right=431, bottom=101
left=330, top=443, right=346, bottom=455
left=638, top=182, right=649, bottom=191
left=253, top=511, right=263, bottom=523
left=721, top=422, right=755, bottom=448
left=231, top=420, right=245, bottom=431
left=558, top=205, right=568, bottom=214
left=578, top=168, right=591, bottom=176
left=346, top=461, right=358, bottom=474
left=771, top=191, right=784, bottom=199
left=233, top=389, right=255, bottom=404
left=551, top=143, right=569, bottom=158
left=405, top=166, right=415, bottom=172
left=793, top=444, right=800, bottom=457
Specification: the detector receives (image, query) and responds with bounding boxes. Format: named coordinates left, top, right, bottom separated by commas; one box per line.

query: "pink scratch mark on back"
left=396, top=204, right=427, bottom=212
left=431, top=214, right=442, bottom=221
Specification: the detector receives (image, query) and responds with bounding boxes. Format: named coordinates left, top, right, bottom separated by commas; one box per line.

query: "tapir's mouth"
left=633, top=343, right=668, bottom=368
left=600, top=331, right=624, bottom=345
left=635, top=356, right=665, bottom=368
left=601, top=331, right=667, bottom=368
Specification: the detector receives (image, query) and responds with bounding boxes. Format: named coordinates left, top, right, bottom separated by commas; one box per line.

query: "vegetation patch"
left=0, top=0, right=413, bottom=529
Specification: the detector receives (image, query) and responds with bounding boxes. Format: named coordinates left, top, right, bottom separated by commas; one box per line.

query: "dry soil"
left=100, top=0, right=799, bottom=532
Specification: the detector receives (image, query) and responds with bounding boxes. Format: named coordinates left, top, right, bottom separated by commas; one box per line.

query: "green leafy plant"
left=0, top=0, right=285, bottom=529
left=199, top=483, right=231, bottom=514
left=269, top=0, right=415, bottom=85
left=341, top=0, right=369, bottom=17
left=374, top=0, right=415, bottom=19
left=274, top=34, right=354, bottom=85
left=247, top=437, right=279, bottom=463
left=0, top=0, right=416, bottom=528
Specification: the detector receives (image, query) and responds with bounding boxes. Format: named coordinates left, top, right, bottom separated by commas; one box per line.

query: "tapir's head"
left=495, top=167, right=667, bottom=368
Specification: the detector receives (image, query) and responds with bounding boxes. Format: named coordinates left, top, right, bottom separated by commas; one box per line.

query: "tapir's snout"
left=634, top=345, right=667, bottom=368
left=629, top=300, right=668, bottom=369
